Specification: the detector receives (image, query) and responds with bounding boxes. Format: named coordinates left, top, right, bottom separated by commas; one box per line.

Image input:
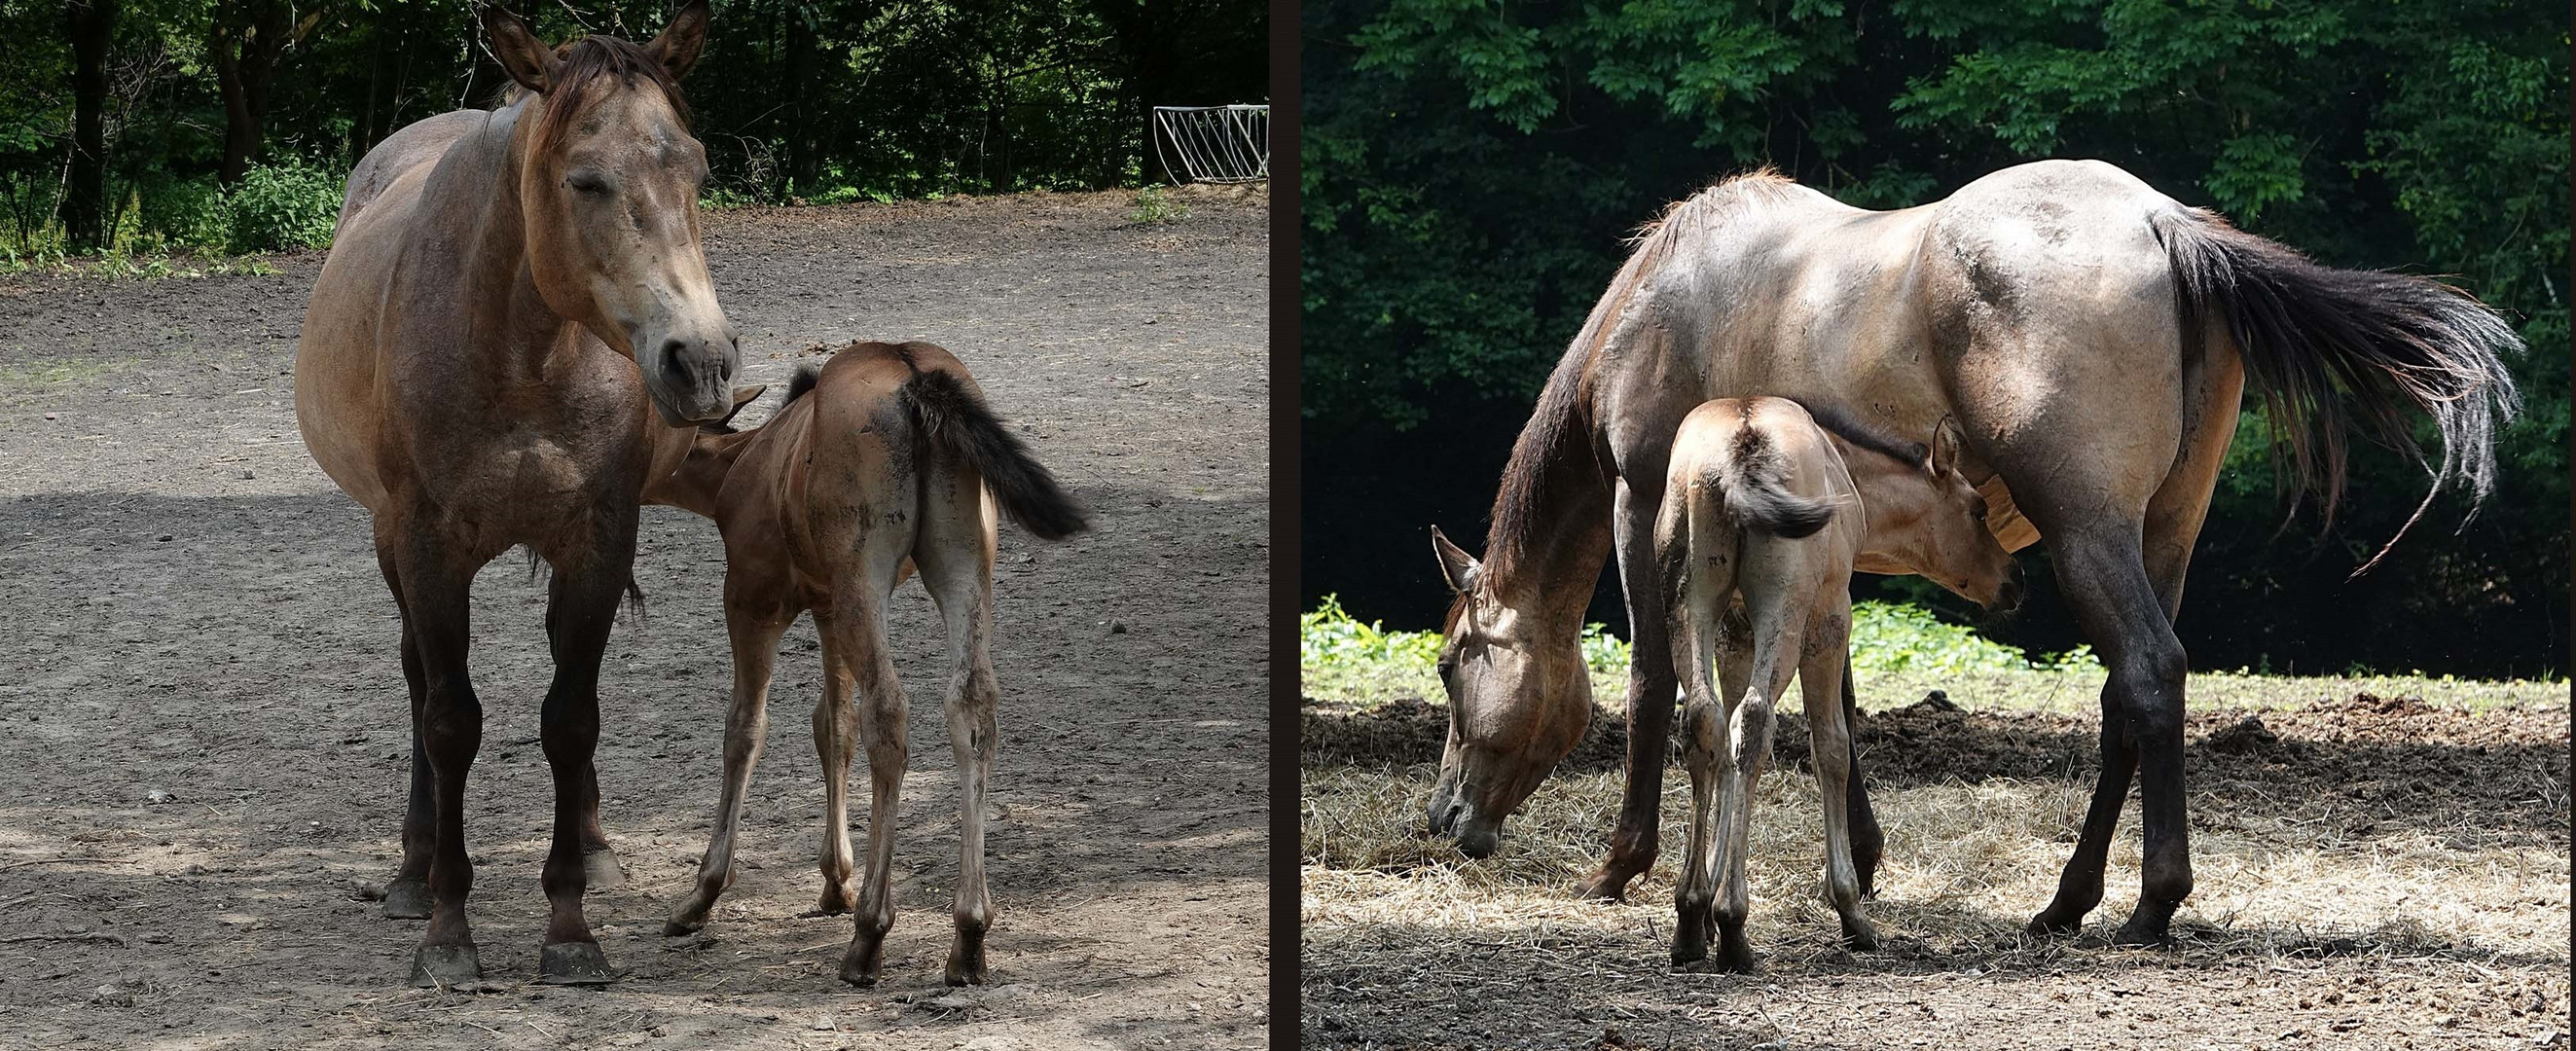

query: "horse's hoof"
left=382, top=876, right=433, bottom=920
left=2109, top=918, right=2174, bottom=948
left=584, top=849, right=627, bottom=890
left=409, top=943, right=483, bottom=988
left=538, top=941, right=616, bottom=985
left=2026, top=905, right=2088, bottom=936
left=946, top=934, right=989, bottom=987
left=1841, top=917, right=1881, bottom=952
left=1574, top=870, right=1633, bottom=903
left=816, top=882, right=857, bottom=916
left=840, top=930, right=886, bottom=988
left=1714, top=926, right=1758, bottom=974
left=663, top=909, right=708, bottom=937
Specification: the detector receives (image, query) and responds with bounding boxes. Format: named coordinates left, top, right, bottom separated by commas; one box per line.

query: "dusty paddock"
left=0, top=187, right=1266, bottom=1050
left=1304, top=679, right=2569, bottom=1051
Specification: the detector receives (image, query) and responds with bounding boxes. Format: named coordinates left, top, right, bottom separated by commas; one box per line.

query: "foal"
left=1659, top=398, right=2017, bottom=971
left=649, top=341, right=1089, bottom=988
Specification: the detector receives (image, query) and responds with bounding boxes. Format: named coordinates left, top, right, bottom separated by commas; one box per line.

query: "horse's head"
left=1845, top=417, right=2023, bottom=612
left=1423, top=526, right=1594, bottom=858
left=486, top=1, right=738, bottom=427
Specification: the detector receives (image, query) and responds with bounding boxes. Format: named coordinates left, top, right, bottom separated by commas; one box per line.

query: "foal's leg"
left=811, top=611, right=862, bottom=916
left=1710, top=592, right=1795, bottom=974
left=666, top=598, right=795, bottom=935
left=1802, top=603, right=1875, bottom=949
left=1839, top=654, right=1883, bottom=899
left=390, top=528, right=489, bottom=987
left=530, top=524, right=639, bottom=985
left=1668, top=594, right=1727, bottom=965
left=829, top=595, right=912, bottom=987
left=373, top=538, right=435, bottom=921
left=917, top=516, right=1001, bottom=986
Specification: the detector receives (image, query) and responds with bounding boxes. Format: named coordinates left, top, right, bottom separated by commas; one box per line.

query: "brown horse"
left=1428, top=161, right=2520, bottom=945
left=1648, top=398, right=2014, bottom=970
left=294, top=3, right=735, bottom=986
left=650, top=342, right=1089, bottom=988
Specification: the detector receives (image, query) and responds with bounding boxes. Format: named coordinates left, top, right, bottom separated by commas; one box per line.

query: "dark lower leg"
left=2030, top=695, right=2136, bottom=933
left=1838, top=657, right=1882, bottom=899
left=1582, top=489, right=1677, bottom=900
left=534, top=553, right=626, bottom=984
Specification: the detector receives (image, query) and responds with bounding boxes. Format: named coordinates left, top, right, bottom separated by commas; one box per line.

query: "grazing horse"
left=1428, top=161, right=2519, bottom=945
left=650, top=342, right=1090, bottom=988
left=1648, top=398, right=2014, bottom=970
left=294, top=3, right=736, bottom=986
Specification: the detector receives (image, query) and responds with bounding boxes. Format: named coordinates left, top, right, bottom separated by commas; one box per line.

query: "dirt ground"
left=0, top=187, right=1268, bottom=1049
left=1304, top=690, right=2571, bottom=1050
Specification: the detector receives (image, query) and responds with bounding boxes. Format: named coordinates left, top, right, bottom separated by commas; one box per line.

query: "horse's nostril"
left=660, top=339, right=692, bottom=385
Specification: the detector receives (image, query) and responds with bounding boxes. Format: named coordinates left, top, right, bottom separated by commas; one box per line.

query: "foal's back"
left=1658, top=397, right=1859, bottom=611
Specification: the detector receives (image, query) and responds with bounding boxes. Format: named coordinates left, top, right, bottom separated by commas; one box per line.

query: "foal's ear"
left=1431, top=526, right=1482, bottom=595
left=482, top=6, right=560, bottom=94
left=647, top=0, right=711, bottom=81
left=1928, top=417, right=1964, bottom=477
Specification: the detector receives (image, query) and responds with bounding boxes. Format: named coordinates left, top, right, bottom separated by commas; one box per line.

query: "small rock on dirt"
left=145, top=788, right=174, bottom=804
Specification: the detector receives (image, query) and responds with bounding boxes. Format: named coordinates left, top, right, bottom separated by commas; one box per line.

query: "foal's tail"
left=898, top=368, right=1092, bottom=540
left=2151, top=207, right=2522, bottom=569
left=1716, top=427, right=1835, bottom=540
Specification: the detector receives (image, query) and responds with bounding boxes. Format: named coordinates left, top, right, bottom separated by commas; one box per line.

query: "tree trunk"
left=63, top=0, right=118, bottom=250
left=210, top=0, right=321, bottom=186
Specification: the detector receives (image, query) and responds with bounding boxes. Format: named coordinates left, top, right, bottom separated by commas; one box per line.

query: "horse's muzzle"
left=642, top=324, right=741, bottom=425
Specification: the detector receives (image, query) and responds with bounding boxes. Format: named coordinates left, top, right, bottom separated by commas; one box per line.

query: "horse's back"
left=338, top=110, right=487, bottom=234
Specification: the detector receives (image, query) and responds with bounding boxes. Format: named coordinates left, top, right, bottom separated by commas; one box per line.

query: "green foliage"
left=1299, top=597, right=2095, bottom=679
left=1129, top=185, right=1190, bottom=224
left=1303, top=0, right=2566, bottom=675
left=222, top=161, right=340, bottom=253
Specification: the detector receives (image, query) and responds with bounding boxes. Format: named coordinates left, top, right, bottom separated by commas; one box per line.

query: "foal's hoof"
left=1840, top=916, right=1882, bottom=953
left=381, top=876, right=433, bottom=920
left=409, top=943, right=484, bottom=988
left=538, top=941, right=616, bottom=985
left=816, top=881, right=857, bottom=916
left=583, top=849, right=627, bottom=890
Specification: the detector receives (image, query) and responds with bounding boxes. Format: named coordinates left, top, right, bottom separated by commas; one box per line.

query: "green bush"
left=1129, top=185, right=1189, bottom=224
left=224, top=161, right=343, bottom=253
left=133, top=173, right=227, bottom=253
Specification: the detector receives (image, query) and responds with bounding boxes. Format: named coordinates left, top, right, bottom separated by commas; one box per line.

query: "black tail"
left=2152, top=208, right=2521, bottom=569
left=1719, top=427, right=1835, bottom=539
left=898, top=369, right=1091, bottom=540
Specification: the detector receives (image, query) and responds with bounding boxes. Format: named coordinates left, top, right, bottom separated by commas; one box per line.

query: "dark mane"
left=1795, top=399, right=1929, bottom=467
left=515, top=35, right=691, bottom=156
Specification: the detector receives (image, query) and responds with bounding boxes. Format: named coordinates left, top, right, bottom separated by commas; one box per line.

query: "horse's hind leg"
left=667, top=597, right=794, bottom=935
left=373, top=538, right=435, bottom=921
left=1711, top=589, right=1796, bottom=973
left=827, top=593, right=911, bottom=987
left=1802, top=602, right=1875, bottom=950
left=917, top=493, right=1001, bottom=986
left=811, top=613, right=862, bottom=916
left=529, top=523, right=638, bottom=986
left=1669, top=591, right=1734, bottom=966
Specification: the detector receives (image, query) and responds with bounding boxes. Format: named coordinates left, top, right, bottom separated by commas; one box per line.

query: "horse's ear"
left=482, top=6, right=559, bottom=94
left=1928, top=417, right=1964, bottom=476
left=1431, top=526, right=1482, bottom=595
left=647, top=0, right=711, bottom=81
left=722, top=383, right=764, bottom=423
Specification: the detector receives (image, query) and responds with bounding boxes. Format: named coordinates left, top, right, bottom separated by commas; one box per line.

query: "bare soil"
left=0, top=188, right=1268, bottom=1050
left=1304, top=691, right=2571, bottom=1050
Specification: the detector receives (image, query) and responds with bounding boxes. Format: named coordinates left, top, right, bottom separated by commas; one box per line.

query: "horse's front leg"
left=391, top=526, right=488, bottom=988
left=1839, top=653, right=1883, bottom=900
left=372, top=537, right=436, bottom=921
left=1579, top=476, right=1679, bottom=901
left=666, top=596, right=794, bottom=935
left=530, top=519, right=639, bottom=986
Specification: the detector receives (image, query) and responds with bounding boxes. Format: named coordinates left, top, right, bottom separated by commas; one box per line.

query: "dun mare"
left=1646, top=399, right=2014, bottom=970
left=651, top=342, right=1089, bottom=988
left=1429, top=161, right=2520, bottom=945
left=296, top=4, right=736, bottom=985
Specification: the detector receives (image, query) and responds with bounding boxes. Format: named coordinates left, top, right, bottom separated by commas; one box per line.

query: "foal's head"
left=1839, top=418, right=2023, bottom=612
left=485, top=2, right=739, bottom=426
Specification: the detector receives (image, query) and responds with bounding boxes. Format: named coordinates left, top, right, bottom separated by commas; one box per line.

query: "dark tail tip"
left=784, top=365, right=820, bottom=406
left=900, top=369, right=1092, bottom=540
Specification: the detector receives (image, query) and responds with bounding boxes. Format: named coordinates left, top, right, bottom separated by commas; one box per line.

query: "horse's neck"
left=416, top=103, right=571, bottom=381
left=1483, top=429, right=1617, bottom=641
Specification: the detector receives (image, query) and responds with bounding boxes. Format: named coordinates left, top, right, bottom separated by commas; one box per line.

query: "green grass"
left=1128, top=185, right=1190, bottom=224
left=1302, top=596, right=2565, bottom=716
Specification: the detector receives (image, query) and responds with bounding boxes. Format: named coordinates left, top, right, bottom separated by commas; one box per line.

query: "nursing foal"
left=648, top=341, right=1088, bottom=987
left=1656, top=397, right=2016, bottom=971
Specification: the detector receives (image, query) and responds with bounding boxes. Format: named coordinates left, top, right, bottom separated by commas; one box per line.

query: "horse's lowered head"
left=485, top=1, right=740, bottom=426
left=1836, top=416, right=2023, bottom=613
left=1423, top=526, right=1595, bottom=858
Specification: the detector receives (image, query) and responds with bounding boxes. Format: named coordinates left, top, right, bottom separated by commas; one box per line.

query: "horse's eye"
left=566, top=169, right=613, bottom=196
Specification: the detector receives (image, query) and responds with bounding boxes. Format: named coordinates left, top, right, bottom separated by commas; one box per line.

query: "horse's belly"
left=294, top=256, right=396, bottom=514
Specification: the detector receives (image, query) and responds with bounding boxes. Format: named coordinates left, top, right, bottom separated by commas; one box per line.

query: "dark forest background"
left=1301, top=0, right=2568, bottom=678
left=5, top=0, right=1264, bottom=260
